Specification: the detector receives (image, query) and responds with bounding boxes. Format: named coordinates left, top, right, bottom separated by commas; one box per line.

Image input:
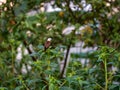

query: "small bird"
left=44, top=38, right=52, bottom=51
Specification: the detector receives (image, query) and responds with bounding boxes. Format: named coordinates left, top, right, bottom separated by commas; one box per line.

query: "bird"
left=44, top=38, right=52, bottom=51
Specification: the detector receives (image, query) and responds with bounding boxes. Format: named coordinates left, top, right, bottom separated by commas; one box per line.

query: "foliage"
left=0, top=0, right=120, bottom=90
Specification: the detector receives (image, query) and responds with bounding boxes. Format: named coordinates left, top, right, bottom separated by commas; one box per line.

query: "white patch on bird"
left=47, top=38, right=52, bottom=41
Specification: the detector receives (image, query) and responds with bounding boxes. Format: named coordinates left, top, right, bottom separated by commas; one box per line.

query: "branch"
left=23, top=40, right=37, bottom=61
left=64, top=0, right=76, bottom=19
left=60, top=44, right=71, bottom=78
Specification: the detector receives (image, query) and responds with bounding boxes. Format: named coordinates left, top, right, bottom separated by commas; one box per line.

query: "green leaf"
left=0, top=87, right=8, bottom=90
left=60, top=86, right=73, bottom=90
left=109, top=84, right=119, bottom=90
left=15, top=86, right=24, bottom=90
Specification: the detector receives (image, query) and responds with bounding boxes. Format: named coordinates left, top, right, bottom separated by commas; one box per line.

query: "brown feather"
left=44, top=41, right=51, bottom=51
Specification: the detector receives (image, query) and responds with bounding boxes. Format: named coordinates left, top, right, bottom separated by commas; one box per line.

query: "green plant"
left=0, top=0, right=120, bottom=90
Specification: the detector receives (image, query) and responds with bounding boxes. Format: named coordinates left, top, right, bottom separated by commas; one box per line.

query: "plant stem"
left=94, top=82, right=104, bottom=90
left=22, top=81, right=30, bottom=90
left=104, top=59, right=108, bottom=90
left=60, top=45, right=71, bottom=78
left=12, top=46, right=14, bottom=74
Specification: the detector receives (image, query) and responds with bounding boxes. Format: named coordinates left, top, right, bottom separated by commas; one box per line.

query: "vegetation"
left=0, top=0, right=120, bottom=90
